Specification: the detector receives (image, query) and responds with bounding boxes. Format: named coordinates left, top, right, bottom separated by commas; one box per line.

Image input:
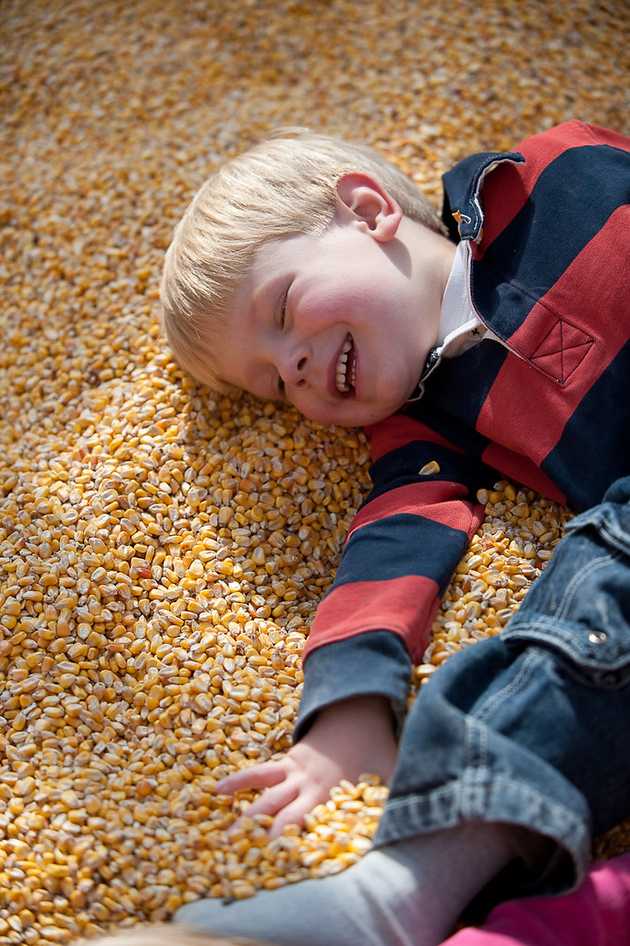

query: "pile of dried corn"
left=1, top=0, right=629, bottom=941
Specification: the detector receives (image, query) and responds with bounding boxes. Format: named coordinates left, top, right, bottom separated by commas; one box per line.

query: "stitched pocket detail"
left=503, top=546, right=630, bottom=687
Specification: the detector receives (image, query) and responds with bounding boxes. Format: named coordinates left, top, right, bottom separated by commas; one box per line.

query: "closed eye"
left=279, top=285, right=290, bottom=329
left=275, top=284, right=291, bottom=399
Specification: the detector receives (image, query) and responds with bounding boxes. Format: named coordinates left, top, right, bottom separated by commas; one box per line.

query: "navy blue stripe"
left=368, top=436, right=489, bottom=504
left=472, top=144, right=630, bottom=339
left=295, top=631, right=411, bottom=743
left=331, top=514, right=469, bottom=594
left=411, top=341, right=509, bottom=447
left=542, top=340, right=630, bottom=512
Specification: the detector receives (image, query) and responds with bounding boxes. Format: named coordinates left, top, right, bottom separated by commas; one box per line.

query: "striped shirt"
left=295, top=121, right=630, bottom=741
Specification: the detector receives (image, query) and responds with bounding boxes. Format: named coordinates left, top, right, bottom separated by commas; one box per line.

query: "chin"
left=304, top=397, right=402, bottom=429
left=347, top=404, right=398, bottom=428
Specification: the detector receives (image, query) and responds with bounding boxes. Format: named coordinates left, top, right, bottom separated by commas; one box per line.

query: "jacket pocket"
left=564, top=503, right=630, bottom=558
left=502, top=504, right=630, bottom=688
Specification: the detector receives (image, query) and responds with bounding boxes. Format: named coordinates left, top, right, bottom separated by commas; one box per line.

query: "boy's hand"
left=215, top=694, right=398, bottom=839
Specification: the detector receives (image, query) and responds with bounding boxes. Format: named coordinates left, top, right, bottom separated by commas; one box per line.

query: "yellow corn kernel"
left=0, top=8, right=621, bottom=942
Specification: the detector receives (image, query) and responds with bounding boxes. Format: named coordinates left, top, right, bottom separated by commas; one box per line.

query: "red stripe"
left=582, top=122, right=630, bottom=153
left=474, top=121, right=611, bottom=261
left=346, top=481, right=484, bottom=544
left=477, top=207, right=630, bottom=467
left=365, top=414, right=462, bottom=463
left=481, top=443, right=566, bottom=505
left=303, top=575, right=440, bottom=664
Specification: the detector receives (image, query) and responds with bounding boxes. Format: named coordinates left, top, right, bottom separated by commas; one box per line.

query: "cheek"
left=290, top=389, right=326, bottom=423
left=301, top=277, right=382, bottom=327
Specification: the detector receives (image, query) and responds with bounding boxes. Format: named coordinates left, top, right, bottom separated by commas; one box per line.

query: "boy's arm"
left=216, top=413, right=489, bottom=837
left=294, top=412, right=489, bottom=743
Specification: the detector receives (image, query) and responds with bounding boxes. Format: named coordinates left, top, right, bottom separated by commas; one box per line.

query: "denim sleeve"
left=503, top=475, right=630, bottom=688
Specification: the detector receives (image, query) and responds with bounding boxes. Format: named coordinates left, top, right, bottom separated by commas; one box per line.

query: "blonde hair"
left=76, top=923, right=276, bottom=946
left=159, top=128, right=445, bottom=392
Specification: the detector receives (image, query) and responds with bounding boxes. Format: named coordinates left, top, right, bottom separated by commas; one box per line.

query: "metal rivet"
left=588, top=630, right=607, bottom=644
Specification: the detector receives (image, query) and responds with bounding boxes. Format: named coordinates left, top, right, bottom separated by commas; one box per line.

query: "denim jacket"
left=295, top=121, right=630, bottom=742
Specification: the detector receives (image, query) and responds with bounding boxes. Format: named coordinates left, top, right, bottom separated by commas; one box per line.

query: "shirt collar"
left=405, top=150, right=527, bottom=405
left=406, top=243, right=483, bottom=403
left=441, top=149, right=525, bottom=242
left=436, top=241, right=470, bottom=347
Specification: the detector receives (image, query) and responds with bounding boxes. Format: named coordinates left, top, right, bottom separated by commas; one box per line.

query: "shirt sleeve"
left=294, top=412, right=490, bottom=743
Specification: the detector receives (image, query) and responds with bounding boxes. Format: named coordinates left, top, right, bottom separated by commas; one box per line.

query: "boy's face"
left=215, top=175, right=454, bottom=428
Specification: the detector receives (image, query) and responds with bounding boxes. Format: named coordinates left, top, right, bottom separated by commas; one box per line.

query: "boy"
left=160, top=122, right=630, bottom=945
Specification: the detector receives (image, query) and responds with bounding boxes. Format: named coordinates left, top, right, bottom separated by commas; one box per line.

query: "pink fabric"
left=442, top=855, right=630, bottom=946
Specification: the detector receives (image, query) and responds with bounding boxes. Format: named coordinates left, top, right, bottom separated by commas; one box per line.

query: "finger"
left=268, top=796, right=311, bottom=839
left=215, top=761, right=287, bottom=795
left=241, top=779, right=300, bottom=821
left=268, top=779, right=335, bottom=838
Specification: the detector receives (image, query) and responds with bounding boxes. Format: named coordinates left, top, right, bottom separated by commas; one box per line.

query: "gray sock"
left=175, top=822, right=519, bottom=946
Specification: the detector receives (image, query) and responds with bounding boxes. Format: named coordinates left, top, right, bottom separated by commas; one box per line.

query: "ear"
left=334, top=172, right=403, bottom=242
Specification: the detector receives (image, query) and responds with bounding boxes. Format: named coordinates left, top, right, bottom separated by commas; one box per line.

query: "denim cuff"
left=373, top=769, right=590, bottom=910
left=293, top=630, right=412, bottom=744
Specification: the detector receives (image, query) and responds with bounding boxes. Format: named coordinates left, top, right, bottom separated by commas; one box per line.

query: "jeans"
left=372, top=475, right=630, bottom=901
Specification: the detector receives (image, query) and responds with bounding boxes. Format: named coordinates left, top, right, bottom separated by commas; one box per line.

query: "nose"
left=278, top=345, right=309, bottom=389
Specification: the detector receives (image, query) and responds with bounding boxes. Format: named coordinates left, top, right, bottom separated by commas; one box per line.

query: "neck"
left=437, top=234, right=457, bottom=306
left=403, top=217, right=457, bottom=348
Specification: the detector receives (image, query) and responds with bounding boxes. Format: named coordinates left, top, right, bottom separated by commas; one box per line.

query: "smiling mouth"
left=335, top=333, right=357, bottom=395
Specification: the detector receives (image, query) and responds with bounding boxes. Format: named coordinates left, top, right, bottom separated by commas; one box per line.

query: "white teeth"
left=335, top=334, right=354, bottom=393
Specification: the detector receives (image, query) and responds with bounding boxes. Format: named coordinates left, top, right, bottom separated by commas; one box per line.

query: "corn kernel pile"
left=2, top=0, right=629, bottom=941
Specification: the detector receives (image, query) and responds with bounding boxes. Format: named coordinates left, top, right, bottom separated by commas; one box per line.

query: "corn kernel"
left=0, top=6, right=624, bottom=940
